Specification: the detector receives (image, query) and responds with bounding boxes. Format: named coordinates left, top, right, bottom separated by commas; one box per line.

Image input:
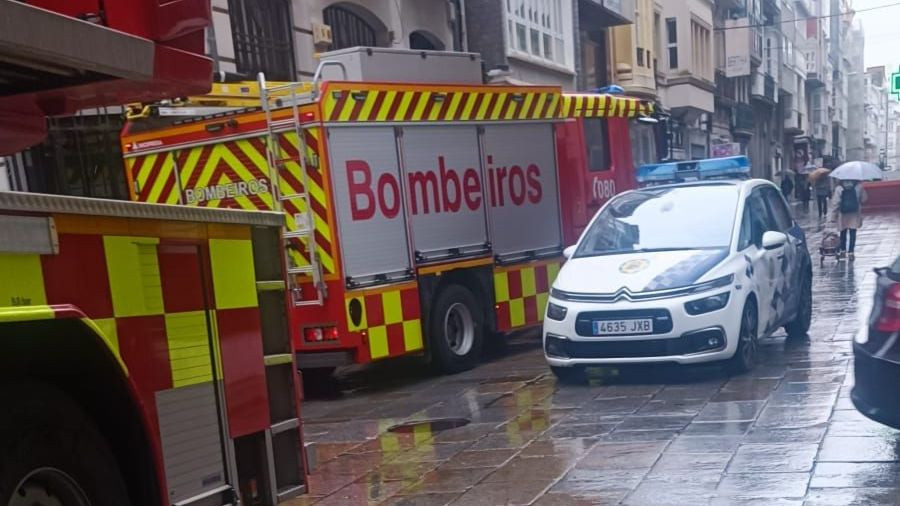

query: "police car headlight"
left=685, top=292, right=731, bottom=315
left=546, top=302, right=569, bottom=321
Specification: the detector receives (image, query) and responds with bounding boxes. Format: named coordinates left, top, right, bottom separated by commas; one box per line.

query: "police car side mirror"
left=762, top=231, right=788, bottom=251
left=563, top=245, right=577, bottom=259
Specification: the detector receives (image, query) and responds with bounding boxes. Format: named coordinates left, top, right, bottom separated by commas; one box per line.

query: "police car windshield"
left=575, top=185, right=738, bottom=257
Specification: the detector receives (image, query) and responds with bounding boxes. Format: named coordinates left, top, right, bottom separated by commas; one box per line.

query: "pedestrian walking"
left=832, top=180, right=867, bottom=261
left=781, top=173, right=794, bottom=201
left=797, top=173, right=811, bottom=210
left=813, top=173, right=831, bottom=219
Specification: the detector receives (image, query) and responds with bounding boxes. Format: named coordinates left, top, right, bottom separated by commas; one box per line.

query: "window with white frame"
left=505, top=0, right=571, bottom=68
left=666, top=17, right=678, bottom=69
left=690, top=20, right=710, bottom=80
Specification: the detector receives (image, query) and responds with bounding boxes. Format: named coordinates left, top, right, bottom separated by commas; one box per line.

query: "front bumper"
left=852, top=340, right=900, bottom=429
left=543, top=289, right=742, bottom=366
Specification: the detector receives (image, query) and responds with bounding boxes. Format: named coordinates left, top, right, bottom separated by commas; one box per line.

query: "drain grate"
left=387, top=418, right=470, bottom=434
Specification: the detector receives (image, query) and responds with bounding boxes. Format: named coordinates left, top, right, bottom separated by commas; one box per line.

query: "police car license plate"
left=593, top=318, right=653, bottom=336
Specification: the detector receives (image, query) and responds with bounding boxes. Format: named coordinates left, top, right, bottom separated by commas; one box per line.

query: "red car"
left=853, top=255, right=900, bottom=428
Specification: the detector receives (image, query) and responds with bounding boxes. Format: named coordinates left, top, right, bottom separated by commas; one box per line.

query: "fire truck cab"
left=120, top=48, right=656, bottom=378
left=555, top=92, right=663, bottom=245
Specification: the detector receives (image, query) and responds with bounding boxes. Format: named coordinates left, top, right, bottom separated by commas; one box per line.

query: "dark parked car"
left=852, top=255, right=900, bottom=429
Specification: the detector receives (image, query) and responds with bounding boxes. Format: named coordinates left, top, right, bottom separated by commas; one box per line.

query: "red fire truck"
left=1, top=1, right=308, bottom=504
left=120, top=49, right=654, bottom=377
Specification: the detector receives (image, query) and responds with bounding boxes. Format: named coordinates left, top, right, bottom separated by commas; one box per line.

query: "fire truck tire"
left=430, top=285, right=484, bottom=374
left=0, top=381, right=131, bottom=506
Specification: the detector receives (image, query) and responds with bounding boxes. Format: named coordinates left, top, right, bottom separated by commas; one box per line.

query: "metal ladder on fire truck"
left=257, top=61, right=346, bottom=306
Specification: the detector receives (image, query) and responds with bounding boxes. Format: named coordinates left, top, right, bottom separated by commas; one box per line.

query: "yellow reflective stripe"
left=545, top=94, right=559, bottom=118
left=489, top=93, right=507, bottom=119
left=460, top=92, right=479, bottom=120
left=358, top=90, right=379, bottom=120
left=536, top=292, right=549, bottom=322
left=547, top=262, right=561, bottom=284
left=0, top=305, right=54, bottom=323
left=216, top=146, right=275, bottom=209
left=209, top=309, right=223, bottom=380
left=476, top=92, right=494, bottom=119
left=345, top=296, right=368, bottom=332
left=446, top=92, right=464, bottom=119
left=376, top=91, right=398, bottom=121
left=532, top=93, right=548, bottom=119
left=493, top=271, right=509, bottom=303
left=134, top=153, right=157, bottom=193
left=81, top=317, right=128, bottom=373
left=338, top=94, right=357, bottom=121
left=518, top=93, right=535, bottom=120
left=166, top=311, right=213, bottom=388
left=411, top=91, right=431, bottom=120
left=521, top=267, right=536, bottom=297
left=382, top=291, right=402, bottom=325
left=403, top=320, right=423, bottom=352
left=0, top=253, right=47, bottom=308
left=368, top=326, right=389, bottom=360
left=145, top=153, right=174, bottom=203
left=209, top=239, right=258, bottom=310
left=509, top=298, right=525, bottom=328
left=104, top=236, right=163, bottom=317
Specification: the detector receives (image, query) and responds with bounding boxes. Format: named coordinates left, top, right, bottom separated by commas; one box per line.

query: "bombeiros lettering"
left=184, top=177, right=271, bottom=204
left=347, top=156, right=543, bottom=220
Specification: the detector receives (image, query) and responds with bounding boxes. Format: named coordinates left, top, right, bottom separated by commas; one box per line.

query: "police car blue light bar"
left=636, top=155, right=751, bottom=184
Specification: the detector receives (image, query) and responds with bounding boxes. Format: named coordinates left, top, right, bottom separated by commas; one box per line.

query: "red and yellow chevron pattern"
left=344, top=283, right=423, bottom=361
left=125, top=131, right=336, bottom=275
left=493, top=260, right=561, bottom=332
left=276, top=127, right=336, bottom=276
left=321, top=84, right=561, bottom=123
left=560, top=93, right=654, bottom=119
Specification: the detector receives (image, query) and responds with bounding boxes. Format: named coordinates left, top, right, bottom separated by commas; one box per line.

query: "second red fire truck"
left=120, top=49, right=656, bottom=376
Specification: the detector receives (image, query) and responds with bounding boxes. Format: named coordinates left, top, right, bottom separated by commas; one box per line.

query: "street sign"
left=892, top=67, right=900, bottom=100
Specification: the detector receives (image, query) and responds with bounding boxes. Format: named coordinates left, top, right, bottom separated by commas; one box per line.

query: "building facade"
left=865, top=66, right=888, bottom=165
left=655, top=0, right=715, bottom=160
left=846, top=21, right=866, bottom=161
left=209, top=0, right=459, bottom=81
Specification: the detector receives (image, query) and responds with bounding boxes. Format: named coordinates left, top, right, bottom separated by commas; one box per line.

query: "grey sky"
left=854, top=0, right=900, bottom=72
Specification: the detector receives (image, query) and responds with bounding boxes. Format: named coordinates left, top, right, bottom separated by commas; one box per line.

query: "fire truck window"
left=629, top=120, right=657, bottom=167
left=583, top=118, right=610, bottom=172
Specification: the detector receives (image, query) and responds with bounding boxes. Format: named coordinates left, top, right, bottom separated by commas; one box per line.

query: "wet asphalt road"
left=288, top=209, right=900, bottom=506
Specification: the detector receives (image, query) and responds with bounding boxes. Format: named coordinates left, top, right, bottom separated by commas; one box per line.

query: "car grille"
left=547, top=328, right=725, bottom=359
left=575, top=309, right=673, bottom=337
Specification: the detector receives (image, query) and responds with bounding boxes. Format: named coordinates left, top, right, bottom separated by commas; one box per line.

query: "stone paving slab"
left=284, top=210, right=900, bottom=505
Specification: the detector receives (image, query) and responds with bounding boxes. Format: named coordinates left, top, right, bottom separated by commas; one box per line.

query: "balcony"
left=751, top=72, right=776, bottom=105
left=812, top=122, right=830, bottom=141
left=715, top=71, right=737, bottom=105
left=785, top=109, right=804, bottom=135
left=734, top=103, right=754, bottom=135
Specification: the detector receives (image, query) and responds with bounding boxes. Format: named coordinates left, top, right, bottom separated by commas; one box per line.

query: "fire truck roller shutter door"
left=328, top=127, right=413, bottom=284
left=400, top=126, right=488, bottom=261
left=481, top=123, right=562, bottom=258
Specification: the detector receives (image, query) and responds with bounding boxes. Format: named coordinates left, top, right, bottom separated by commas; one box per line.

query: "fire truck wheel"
left=0, top=382, right=131, bottom=506
left=430, top=285, right=484, bottom=374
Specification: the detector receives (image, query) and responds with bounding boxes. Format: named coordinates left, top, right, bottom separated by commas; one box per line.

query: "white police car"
left=544, top=156, right=812, bottom=382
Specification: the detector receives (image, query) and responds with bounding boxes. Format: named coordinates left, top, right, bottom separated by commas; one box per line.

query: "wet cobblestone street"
left=288, top=209, right=900, bottom=505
